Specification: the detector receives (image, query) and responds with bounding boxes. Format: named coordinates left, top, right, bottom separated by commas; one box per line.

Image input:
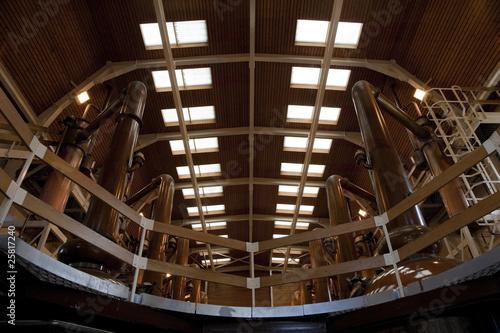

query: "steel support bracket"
left=383, top=250, right=400, bottom=266
left=246, top=242, right=259, bottom=253
left=374, top=212, right=389, bottom=227
left=140, top=216, right=154, bottom=230
left=6, top=181, right=27, bottom=205
left=29, top=136, right=47, bottom=159
left=483, top=131, right=500, bottom=155
left=247, top=277, right=261, bottom=289
left=132, top=255, right=148, bottom=269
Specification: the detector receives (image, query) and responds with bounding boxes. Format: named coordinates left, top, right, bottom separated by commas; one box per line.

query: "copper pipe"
left=142, top=175, right=175, bottom=297
left=83, top=82, right=147, bottom=241
left=39, top=118, right=87, bottom=212
left=352, top=80, right=426, bottom=231
left=421, top=140, right=469, bottom=217
left=326, top=175, right=360, bottom=299
left=308, top=238, right=330, bottom=303
left=189, top=264, right=202, bottom=303
left=75, top=90, right=126, bottom=145
left=300, top=264, right=313, bottom=305
left=172, top=237, right=189, bottom=301
left=342, top=180, right=377, bottom=205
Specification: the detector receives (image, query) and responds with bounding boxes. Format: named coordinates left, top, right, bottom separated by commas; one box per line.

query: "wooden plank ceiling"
left=0, top=0, right=499, bottom=271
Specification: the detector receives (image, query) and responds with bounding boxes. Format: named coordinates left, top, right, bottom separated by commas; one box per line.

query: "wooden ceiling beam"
left=153, top=0, right=215, bottom=269
left=135, top=128, right=363, bottom=151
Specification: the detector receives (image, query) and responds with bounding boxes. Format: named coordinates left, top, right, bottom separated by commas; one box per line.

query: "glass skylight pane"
left=140, top=23, right=162, bottom=48
left=206, top=204, right=225, bottom=212
left=319, top=107, right=341, bottom=122
left=274, top=221, right=309, bottom=229
left=314, top=138, right=332, bottom=150
left=278, top=185, right=299, bottom=194
left=273, top=234, right=287, bottom=239
left=335, top=22, right=363, bottom=47
left=140, top=21, right=208, bottom=49
left=291, top=67, right=320, bottom=86
left=281, top=163, right=303, bottom=173
left=169, top=140, right=189, bottom=152
left=203, top=186, right=223, bottom=195
left=287, top=105, right=314, bottom=120
left=308, top=164, right=325, bottom=175
left=176, top=166, right=190, bottom=176
left=174, top=20, right=208, bottom=45
left=182, top=68, right=212, bottom=87
left=304, top=186, right=320, bottom=195
left=326, top=69, right=351, bottom=89
left=187, top=207, right=199, bottom=214
left=152, top=70, right=172, bottom=90
left=219, top=235, right=228, bottom=238
left=276, top=204, right=295, bottom=211
left=189, top=106, right=215, bottom=121
left=300, top=205, right=315, bottom=212
left=199, top=163, right=221, bottom=174
left=295, top=19, right=329, bottom=44
left=194, top=137, right=218, bottom=150
left=191, top=221, right=226, bottom=230
left=284, top=137, right=308, bottom=149
left=182, top=188, right=196, bottom=197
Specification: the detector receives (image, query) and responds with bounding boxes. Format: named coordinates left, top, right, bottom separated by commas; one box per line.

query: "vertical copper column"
left=189, top=264, right=202, bottom=303
left=351, top=80, right=426, bottom=231
left=83, top=81, right=147, bottom=241
left=308, top=239, right=330, bottom=303
left=39, top=118, right=86, bottom=212
left=300, top=264, right=313, bottom=305
left=171, top=237, right=189, bottom=301
left=142, top=175, right=175, bottom=297
left=326, top=175, right=361, bottom=299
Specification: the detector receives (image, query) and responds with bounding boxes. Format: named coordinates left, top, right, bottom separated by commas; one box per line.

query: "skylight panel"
left=187, top=204, right=226, bottom=216
left=182, top=186, right=224, bottom=199
left=274, top=221, right=310, bottom=230
left=152, top=68, right=212, bottom=92
left=280, top=163, right=325, bottom=177
left=295, top=20, right=363, bottom=48
left=276, top=204, right=315, bottom=215
left=176, top=163, right=222, bottom=179
left=201, top=258, right=230, bottom=265
left=283, top=137, right=332, bottom=153
left=278, top=185, right=319, bottom=198
left=290, top=67, right=350, bottom=90
left=271, top=257, right=299, bottom=265
left=169, top=137, right=218, bottom=155
left=191, top=221, right=227, bottom=230
left=295, top=19, right=329, bottom=44
left=273, top=234, right=287, bottom=239
left=139, top=21, right=208, bottom=50
left=161, top=106, right=216, bottom=126
left=286, top=105, right=341, bottom=125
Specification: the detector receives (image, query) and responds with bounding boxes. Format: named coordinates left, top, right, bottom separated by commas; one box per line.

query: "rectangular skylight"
left=273, top=249, right=303, bottom=255
left=201, top=257, right=230, bottom=265
left=187, top=204, right=226, bottom=216
left=152, top=68, right=212, bottom=92
left=283, top=137, right=332, bottom=153
left=274, top=220, right=310, bottom=230
left=271, top=257, right=299, bottom=265
left=191, top=221, right=227, bottom=230
left=140, top=21, right=208, bottom=50
left=278, top=185, right=319, bottom=198
left=280, top=163, right=325, bottom=177
left=276, top=204, right=315, bottom=215
left=290, top=67, right=350, bottom=90
left=295, top=20, right=363, bottom=49
left=170, top=137, right=219, bottom=155
left=286, top=105, right=341, bottom=125
left=161, top=106, right=216, bottom=126
left=182, top=186, right=224, bottom=199
left=273, top=234, right=287, bottom=239
left=176, top=163, right=222, bottom=179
